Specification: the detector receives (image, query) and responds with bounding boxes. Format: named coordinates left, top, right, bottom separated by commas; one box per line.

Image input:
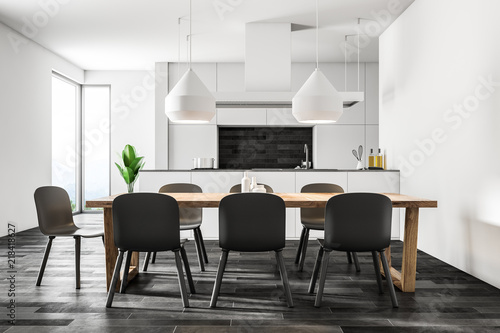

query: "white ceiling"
left=0, top=0, right=414, bottom=70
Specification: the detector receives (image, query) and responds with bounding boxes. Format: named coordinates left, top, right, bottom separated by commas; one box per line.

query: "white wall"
left=0, top=23, right=84, bottom=236
left=85, top=71, right=157, bottom=193
left=380, top=0, right=500, bottom=287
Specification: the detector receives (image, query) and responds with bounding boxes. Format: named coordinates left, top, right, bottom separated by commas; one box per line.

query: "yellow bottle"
left=368, top=149, right=375, bottom=167
left=375, top=148, right=383, bottom=168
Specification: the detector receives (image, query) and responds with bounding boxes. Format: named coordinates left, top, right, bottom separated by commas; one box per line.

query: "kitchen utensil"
left=358, top=145, right=363, bottom=161
left=192, top=157, right=214, bottom=169
left=352, top=149, right=360, bottom=161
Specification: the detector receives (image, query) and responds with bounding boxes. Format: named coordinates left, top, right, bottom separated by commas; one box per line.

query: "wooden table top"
left=86, top=192, right=438, bottom=209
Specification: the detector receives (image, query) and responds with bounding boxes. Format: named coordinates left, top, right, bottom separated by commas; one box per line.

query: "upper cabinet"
left=365, top=63, right=379, bottom=125
left=216, top=108, right=267, bottom=126
left=216, top=63, right=245, bottom=92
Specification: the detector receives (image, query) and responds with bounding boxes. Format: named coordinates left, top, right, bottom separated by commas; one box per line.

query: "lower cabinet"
left=139, top=170, right=401, bottom=240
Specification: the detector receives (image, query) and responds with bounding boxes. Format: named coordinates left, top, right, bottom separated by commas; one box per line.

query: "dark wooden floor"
left=2, top=214, right=500, bottom=332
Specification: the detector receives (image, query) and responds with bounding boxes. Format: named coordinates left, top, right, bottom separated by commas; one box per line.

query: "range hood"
left=214, top=23, right=364, bottom=109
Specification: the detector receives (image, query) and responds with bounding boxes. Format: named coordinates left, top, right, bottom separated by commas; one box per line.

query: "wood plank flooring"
left=2, top=213, right=500, bottom=332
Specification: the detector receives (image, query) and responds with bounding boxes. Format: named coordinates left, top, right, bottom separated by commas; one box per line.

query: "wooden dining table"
left=86, top=192, right=437, bottom=293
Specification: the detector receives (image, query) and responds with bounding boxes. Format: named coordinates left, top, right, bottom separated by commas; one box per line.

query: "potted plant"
left=115, top=144, right=145, bottom=193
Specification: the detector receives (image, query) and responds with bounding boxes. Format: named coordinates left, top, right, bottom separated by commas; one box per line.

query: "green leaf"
left=114, top=162, right=123, bottom=175
left=122, top=144, right=136, bottom=167
left=129, top=157, right=144, bottom=173
left=122, top=167, right=135, bottom=184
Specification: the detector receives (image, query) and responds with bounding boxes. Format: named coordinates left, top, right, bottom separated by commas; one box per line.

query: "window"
left=83, top=86, right=110, bottom=210
left=52, top=74, right=80, bottom=212
left=52, top=73, right=110, bottom=212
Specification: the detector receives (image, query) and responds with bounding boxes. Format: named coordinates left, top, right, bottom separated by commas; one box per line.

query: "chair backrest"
left=34, top=186, right=77, bottom=235
left=219, top=193, right=285, bottom=252
left=112, top=193, right=180, bottom=252
left=300, top=183, right=344, bottom=224
left=324, top=193, right=392, bottom=252
left=158, top=183, right=202, bottom=224
left=229, top=183, right=274, bottom=193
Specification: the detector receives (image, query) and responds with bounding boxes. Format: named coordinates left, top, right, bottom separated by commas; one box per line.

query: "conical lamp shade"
left=165, top=69, right=216, bottom=123
left=292, top=69, right=343, bottom=123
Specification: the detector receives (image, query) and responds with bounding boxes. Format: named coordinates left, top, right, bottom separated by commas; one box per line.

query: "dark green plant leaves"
left=116, top=144, right=144, bottom=185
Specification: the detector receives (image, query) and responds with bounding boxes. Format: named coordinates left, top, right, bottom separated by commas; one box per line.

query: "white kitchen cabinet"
left=217, top=108, right=267, bottom=125
left=294, top=172, right=349, bottom=238
left=266, top=108, right=302, bottom=126
left=191, top=171, right=244, bottom=239
left=216, top=63, right=245, bottom=92
left=138, top=171, right=191, bottom=192
left=347, top=171, right=401, bottom=239
left=168, top=125, right=218, bottom=170
left=365, top=62, right=379, bottom=125
left=247, top=171, right=297, bottom=238
left=313, top=125, right=365, bottom=169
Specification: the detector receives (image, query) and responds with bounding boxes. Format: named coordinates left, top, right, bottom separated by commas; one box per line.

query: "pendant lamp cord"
left=344, top=35, right=347, bottom=91
left=357, top=18, right=360, bottom=91
left=189, top=0, right=192, bottom=70
left=316, top=0, right=319, bottom=70
left=177, top=17, right=181, bottom=80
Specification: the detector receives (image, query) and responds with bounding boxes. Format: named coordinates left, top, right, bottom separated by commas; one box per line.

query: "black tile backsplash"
left=218, top=127, right=313, bottom=169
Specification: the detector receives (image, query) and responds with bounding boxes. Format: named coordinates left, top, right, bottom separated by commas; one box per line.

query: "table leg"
left=400, top=207, right=419, bottom=292
left=380, top=207, right=420, bottom=292
left=103, top=207, right=140, bottom=291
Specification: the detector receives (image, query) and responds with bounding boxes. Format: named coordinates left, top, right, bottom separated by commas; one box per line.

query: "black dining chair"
left=34, top=186, right=104, bottom=289
left=143, top=183, right=208, bottom=272
left=106, top=192, right=193, bottom=308
left=308, top=193, right=398, bottom=308
left=296, top=183, right=359, bottom=272
left=229, top=183, right=274, bottom=193
left=210, top=193, right=293, bottom=308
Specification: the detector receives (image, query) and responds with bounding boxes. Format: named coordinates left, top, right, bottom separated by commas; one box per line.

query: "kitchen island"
left=138, top=169, right=401, bottom=240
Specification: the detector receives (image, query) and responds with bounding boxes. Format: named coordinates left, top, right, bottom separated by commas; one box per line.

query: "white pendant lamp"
left=292, top=0, right=343, bottom=123
left=165, top=0, right=215, bottom=123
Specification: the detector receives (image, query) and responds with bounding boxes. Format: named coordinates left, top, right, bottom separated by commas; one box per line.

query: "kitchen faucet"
left=304, top=144, right=309, bottom=169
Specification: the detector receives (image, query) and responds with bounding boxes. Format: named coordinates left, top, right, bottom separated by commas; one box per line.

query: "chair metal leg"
left=36, top=236, right=54, bottom=286
left=151, top=252, right=157, bottom=264
left=143, top=252, right=151, bottom=271
left=275, top=250, right=294, bottom=308
left=101, top=235, right=105, bottom=245
left=193, top=228, right=205, bottom=272
left=353, top=252, right=361, bottom=272
left=298, top=228, right=310, bottom=272
left=346, top=251, right=353, bottom=263
left=120, top=251, right=132, bottom=293
left=380, top=250, right=399, bottom=308
left=180, top=246, right=196, bottom=294
left=308, top=246, right=324, bottom=294
left=371, top=251, right=384, bottom=294
left=295, top=227, right=306, bottom=264
left=210, top=249, right=229, bottom=308
left=74, top=236, right=81, bottom=289
left=196, top=227, right=209, bottom=264
left=174, top=249, right=189, bottom=308
left=314, top=249, right=331, bottom=308
left=106, top=250, right=124, bottom=308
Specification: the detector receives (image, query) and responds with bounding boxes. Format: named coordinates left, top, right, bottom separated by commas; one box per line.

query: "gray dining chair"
left=309, top=193, right=398, bottom=308
left=296, top=183, right=359, bottom=272
left=143, top=183, right=208, bottom=272
left=229, top=183, right=274, bottom=193
left=210, top=193, right=293, bottom=308
left=34, top=186, right=104, bottom=289
left=106, top=192, right=193, bottom=308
